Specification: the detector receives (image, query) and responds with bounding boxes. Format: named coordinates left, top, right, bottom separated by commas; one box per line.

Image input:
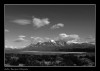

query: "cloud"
left=67, top=39, right=78, bottom=43
left=59, top=33, right=79, bottom=39
left=5, top=29, right=9, bottom=32
left=5, top=45, right=8, bottom=48
left=33, top=37, right=44, bottom=42
left=58, top=33, right=80, bottom=43
left=5, top=45, right=17, bottom=49
left=30, top=36, right=52, bottom=43
left=30, top=34, right=95, bottom=44
left=32, top=17, right=50, bottom=28
left=68, top=34, right=80, bottom=39
left=85, top=36, right=95, bottom=44
left=86, top=35, right=95, bottom=40
left=12, top=19, right=31, bottom=25
left=19, top=35, right=26, bottom=38
left=51, top=23, right=64, bottom=29
left=59, top=33, right=69, bottom=38
left=13, top=38, right=25, bottom=42
left=30, top=36, right=35, bottom=39
left=13, top=35, right=27, bottom=43
left=30, top=33, right=80, bottom=44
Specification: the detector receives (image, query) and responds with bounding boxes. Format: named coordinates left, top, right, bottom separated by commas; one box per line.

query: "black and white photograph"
left=4, top=4, right=96, bottom=67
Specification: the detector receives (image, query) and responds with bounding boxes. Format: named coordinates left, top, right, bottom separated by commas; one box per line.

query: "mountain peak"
left=49, top=39, right=56, bottom=43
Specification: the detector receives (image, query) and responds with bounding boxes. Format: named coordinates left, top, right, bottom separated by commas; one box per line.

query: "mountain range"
left=5, top=39, right=95, bottom=53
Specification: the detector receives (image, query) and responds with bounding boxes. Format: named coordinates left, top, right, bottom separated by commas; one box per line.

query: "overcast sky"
left=4, top=4, right=96, bottom=48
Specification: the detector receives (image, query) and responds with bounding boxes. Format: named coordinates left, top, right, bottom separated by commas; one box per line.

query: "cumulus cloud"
left=33, top=37, right=44, bottom=42
left=12, top=19, right=31, bottom=25
left=30, top=36, right=53, bottom=43
left=30, top=33, right=80, bottom=44
left=51, top=23, right=64, bottom=29
left=86, top=35, right=95, bottom=40
left=68, top=34, right=80, bottom=39
left=67, top=39, right=78, bottom=43
left=59, top=33, right=69, bottom=38
left=59, top=33, right=79, bottom=39
left=59, top=34, right=95, bottom=44
left=58, top=33, right=80, bottom=43
left=85, top=36, right=95, bottom=44
left=31, top=36, right=42, bottom=41
left=32, top=17, right=50, bottom=28
left=5, top=29, right=9, bottom=32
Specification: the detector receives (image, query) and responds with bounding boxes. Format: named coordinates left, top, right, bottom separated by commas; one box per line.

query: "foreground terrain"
left=5, top=51, right=95, bottom=66
left=5, top=41, right=95, bottom=66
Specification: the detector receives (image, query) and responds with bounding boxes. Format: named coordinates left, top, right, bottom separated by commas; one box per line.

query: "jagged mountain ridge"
left=5, top=39, right=95, bottom=53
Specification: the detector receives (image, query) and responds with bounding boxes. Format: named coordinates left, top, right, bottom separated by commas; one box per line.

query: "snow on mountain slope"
left=5, top=39, right=95, bottom=52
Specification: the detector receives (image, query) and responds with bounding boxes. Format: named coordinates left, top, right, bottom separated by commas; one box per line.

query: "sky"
left=4, top=4, right=96, bottom=49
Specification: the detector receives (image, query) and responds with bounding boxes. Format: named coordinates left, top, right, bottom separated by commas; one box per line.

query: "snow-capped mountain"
left=33, top=39, right=68, bottom=47
left=5, top=39, right=95, bottom=53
